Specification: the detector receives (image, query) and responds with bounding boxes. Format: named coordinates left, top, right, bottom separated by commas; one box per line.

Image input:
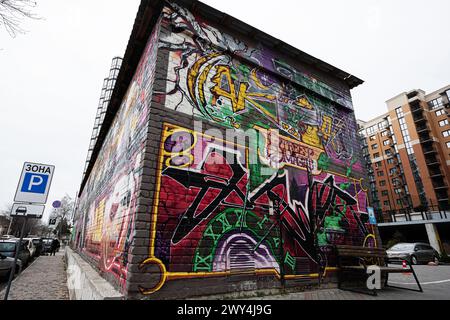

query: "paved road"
left=249, top=265, right=450, bottom=300
left=0, top=251, right=68, bottom=300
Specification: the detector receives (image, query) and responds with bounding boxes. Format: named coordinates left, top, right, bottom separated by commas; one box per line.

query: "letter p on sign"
left=21, top=173, right=48, bottom=194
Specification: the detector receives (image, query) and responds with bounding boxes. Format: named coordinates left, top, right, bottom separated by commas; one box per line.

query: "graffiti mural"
left=141, top=122, right=372, bottom=294
left=157, top=3, right=360, bottom=165
left=134, top=4, right=372, bottom=295
left=75, top=18, right=161, bottom=290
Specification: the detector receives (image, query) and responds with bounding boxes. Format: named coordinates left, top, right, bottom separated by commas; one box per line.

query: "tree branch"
left=0, top=0, right=38, bottom=37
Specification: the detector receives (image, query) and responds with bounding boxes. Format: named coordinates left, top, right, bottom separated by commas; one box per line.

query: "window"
left=383, top=140, right=390, bottom=146
left=377, top=171, right=384, bottom=177
left=447, top=142, right=450, bottom=149
left=373, top=152, right=380, bottom=158
left=382, top=131, right=389, bottom=137
left=429, top=97, right=444, bottom=110
left=397, top=199, right=403, bottom=205
left=385, top=150, right=392, bottom=156
left=381, top=190, right=389, bottom=196
left=387, top=158, right=395, bottom=164
left=443, top=130, right=450, bottom=138
left=378, top=120, right=388, bottom=130
left=371, top=144, right=379, bottom=150
left=380, top=180, right=386, bottom=187
left=436, top=109, right=445, bottom=117
left=396, top=107, right=404, bottom=118
left=367, top=125, right=377, bottom=135
left=384, top=200, right=390, bottom=207
left=369, top=135, right=376, bottom=141
left=375, top=161, right=382, bottom=168
left=439, top=119, right=449, bottom=127
left=390, top=168, right=397, bottom=176
left=394, top=188, right=402, bottom=195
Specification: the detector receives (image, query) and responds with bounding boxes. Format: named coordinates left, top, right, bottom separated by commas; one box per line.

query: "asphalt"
left=248, top=265, right=450, bottom=300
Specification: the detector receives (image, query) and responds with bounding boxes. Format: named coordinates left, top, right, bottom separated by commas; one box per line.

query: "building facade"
left=72, top=0, right=375, bottom=299
left=359, top=85, right=450, bottom=220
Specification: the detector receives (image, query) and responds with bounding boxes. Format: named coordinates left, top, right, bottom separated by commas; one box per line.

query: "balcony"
left=416, top=125, right=429, bottom=134
left=419, top=137, right=434, bottom=145
left=383, top=210, right=450, bottom=224
left=426, top=160, right=440, bottom=167
left=430, top=172, right=443, bottom=178
left=423, top=147, right=437, bottom=155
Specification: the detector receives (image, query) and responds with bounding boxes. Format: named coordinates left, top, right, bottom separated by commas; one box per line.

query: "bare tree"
left=0, top=0, right=38, bottom=37
left=51, top=195, right=75, bottom=240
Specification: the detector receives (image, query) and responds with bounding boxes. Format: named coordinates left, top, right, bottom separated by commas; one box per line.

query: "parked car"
left=22, top=239, right=36, bottom=259
left=41, top=238, right=54, bottom=255
left=0, top=240, right=31, bottom=267
left=29, top=238, right=44, bottom=257
left=387, top=242, right=440, bottom=265
left=0, top=235, right=17, bottom=240
left=0, top=253, right=22, bottom=280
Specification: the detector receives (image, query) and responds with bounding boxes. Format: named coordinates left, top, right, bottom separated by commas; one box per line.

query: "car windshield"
left=390, top=244, right=414, bottom=251
left=32, top=240, right=40, bottom=244
left=0, top=242, right=16, bottom=252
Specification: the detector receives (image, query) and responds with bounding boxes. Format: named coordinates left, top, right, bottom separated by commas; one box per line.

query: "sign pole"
left=6, top=217, right=13, bottom=235
left=4, top=215, right=28, bottom=301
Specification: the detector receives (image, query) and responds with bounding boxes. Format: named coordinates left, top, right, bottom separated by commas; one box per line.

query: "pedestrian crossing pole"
left=4, top=215, right=28, bottom=301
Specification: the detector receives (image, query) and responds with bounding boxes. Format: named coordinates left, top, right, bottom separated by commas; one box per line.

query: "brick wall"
left=75, top=2, right=374, bottom=300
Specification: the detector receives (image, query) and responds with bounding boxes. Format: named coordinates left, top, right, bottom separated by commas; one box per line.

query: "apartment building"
left=359, top=85, right=450, bottom=220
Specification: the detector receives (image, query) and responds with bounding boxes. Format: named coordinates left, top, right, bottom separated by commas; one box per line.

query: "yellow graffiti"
left=320, top=115, right=333, bottom=141
left=187, top=53, right=221, bottom=106
left=161, top=128, right=197, bottom=169
left=138, top=258, right=168, bottom=295
left=92, top=200, right=105, bottom=242
left=188, top=54, right=278, bottom=122
left=251, top=68, right=270, bottom=90
left=302, top=126, right=322, bottom=148
left=211, top=65, right=248, bottom=113
left=296, top=95, right=313, bottom=110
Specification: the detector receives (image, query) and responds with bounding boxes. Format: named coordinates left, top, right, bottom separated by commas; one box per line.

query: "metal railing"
left=380, top=205, right=450, bottom=224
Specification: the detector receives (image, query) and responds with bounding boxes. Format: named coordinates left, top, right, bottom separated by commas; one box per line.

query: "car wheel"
left=411, top=255, right=418, bottom=265
left=433, top=256, right=440, bottom=264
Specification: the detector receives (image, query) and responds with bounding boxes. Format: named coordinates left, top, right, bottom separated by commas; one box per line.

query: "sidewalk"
left=1, top=250, right=69, bottom=300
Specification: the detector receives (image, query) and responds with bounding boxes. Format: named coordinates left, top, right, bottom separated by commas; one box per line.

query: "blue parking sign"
left=14, top=162, right=55, bottom=204
left=21, top=173, right=49, bottom=194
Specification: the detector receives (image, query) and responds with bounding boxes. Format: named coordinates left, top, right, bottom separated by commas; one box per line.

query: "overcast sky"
left=1, top=0, right=449, bottom=222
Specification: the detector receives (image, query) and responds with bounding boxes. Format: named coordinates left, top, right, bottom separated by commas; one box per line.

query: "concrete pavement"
left=1, top=250, right=69, bottom=300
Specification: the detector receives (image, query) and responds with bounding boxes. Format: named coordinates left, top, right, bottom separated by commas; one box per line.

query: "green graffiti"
left=257, top=214, right=270, bottom=230
left=193, top=253, right=214, bottom=272
left=317, top=153, right=331, bottom=171
left=340, top=156, right=357, bottom=190
left=284, top=252, right=296, bottom=272
left=193, top=208, right=280, bottom=273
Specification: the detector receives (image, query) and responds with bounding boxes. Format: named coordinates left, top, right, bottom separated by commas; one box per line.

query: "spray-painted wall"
left=75, top=2, right=373, bottom=299
left=74, top=19, right=161, bottom=292
left=134, top=4, right=374, bottom=298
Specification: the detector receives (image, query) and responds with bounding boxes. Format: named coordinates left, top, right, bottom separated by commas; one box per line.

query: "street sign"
left=11, top=203, right=45, bottom=218
left=49, top=218, right=57, bottom=225
left=14, top=162, right=55, bottom=204
left=52, top=200, right=62, bottom=208
left=368, top=207, right=377, bottom=225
